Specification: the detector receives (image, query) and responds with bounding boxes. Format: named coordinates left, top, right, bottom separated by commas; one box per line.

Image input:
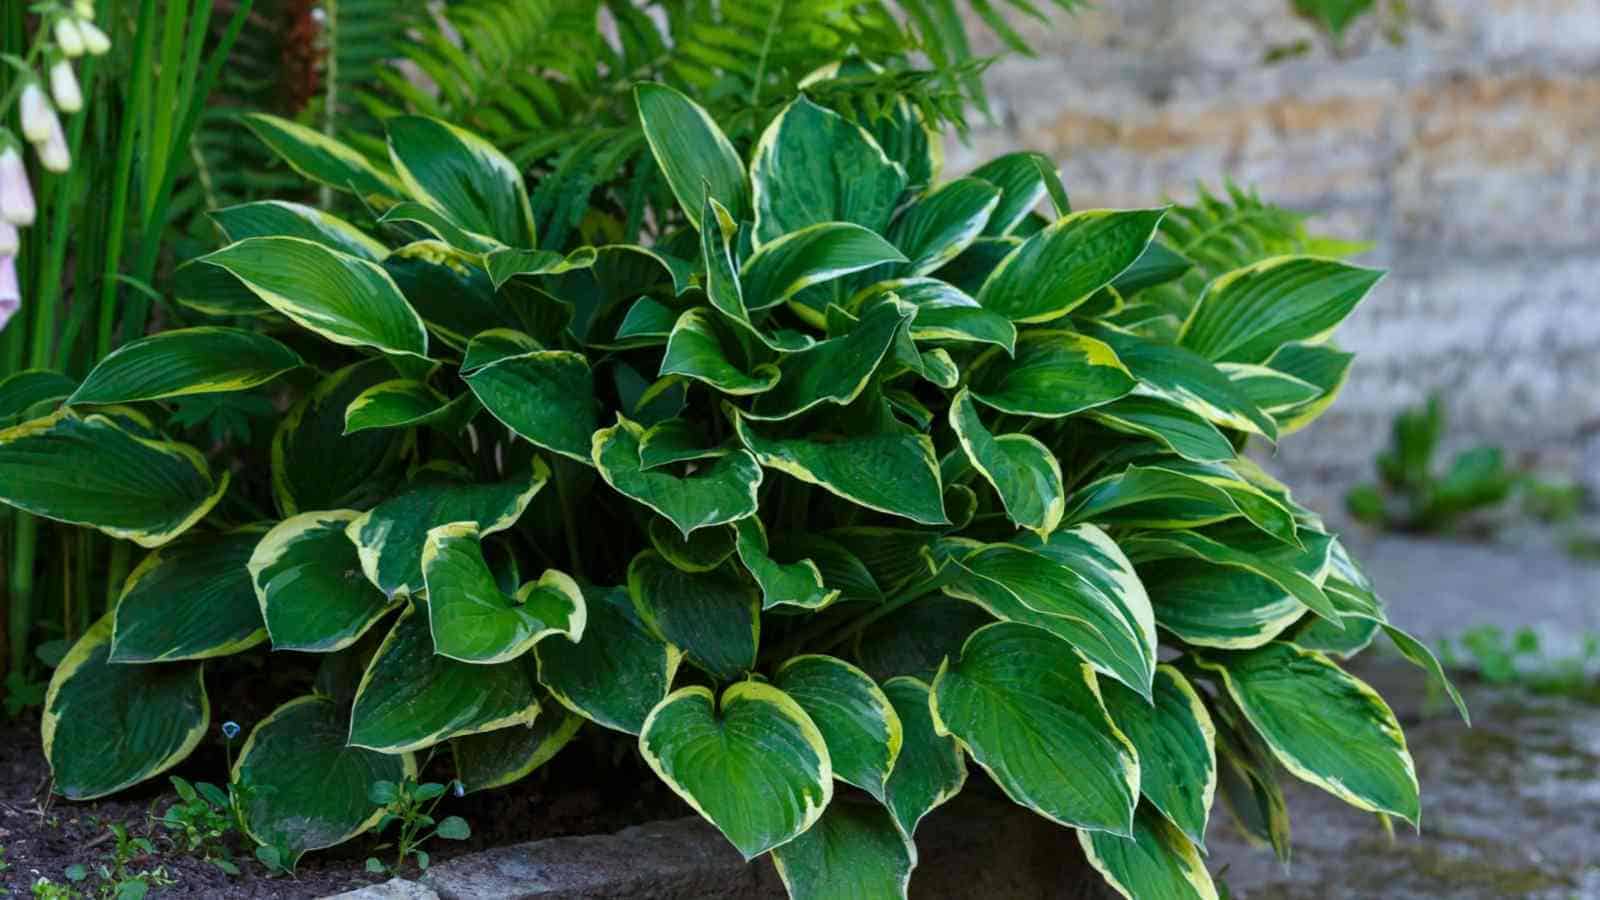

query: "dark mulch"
left=1, top=715, right=692, bottom=898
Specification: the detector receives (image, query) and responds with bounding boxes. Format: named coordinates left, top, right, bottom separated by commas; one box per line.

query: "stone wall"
left=948, top=0, right=1600, bottom=499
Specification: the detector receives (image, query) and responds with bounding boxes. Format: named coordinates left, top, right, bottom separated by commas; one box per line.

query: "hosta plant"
left=3, top=75, right=1466, bottom=898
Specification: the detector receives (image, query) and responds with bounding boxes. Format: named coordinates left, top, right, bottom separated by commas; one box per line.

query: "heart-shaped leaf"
left=751, top=96, right=907, bottom=245
left=592, top=417, right=761, bottom=536
left=770, top=800, right=914, bottom=900
left=464, top=334, right=598, bottom=463
left=452, top=705, right=584, bottom=793
left=110, top=527, right=266, bottom=662
left=423, top=522, right=584, bottom=664
left=627, top=551, right=758, bottom=682
left=250, top=510, right=400, bottom=653
left=733, top=517, right=837, bottom=611
left=881, top=676, right=967, bottom=839
left=773, top=655, right=901, bottom=800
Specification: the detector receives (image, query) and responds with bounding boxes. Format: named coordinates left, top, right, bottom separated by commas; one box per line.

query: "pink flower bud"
left=0, top=256, right=19, bottom=334
left=20, top=83, right=54, bottom=143
left=78, top=20, right=111, bottom=56
left=54, top=17, right=85, bottom=58
left=0, top=148, right=35, bottom=226
left=35, top=117, right=70, bottom=173
left=50, top=61, right=82, bottom=113
left=0, top=222, right=17, bottom=256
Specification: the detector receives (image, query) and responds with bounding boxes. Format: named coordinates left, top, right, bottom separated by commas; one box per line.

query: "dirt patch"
left=0, top=717, right=691, bottom=898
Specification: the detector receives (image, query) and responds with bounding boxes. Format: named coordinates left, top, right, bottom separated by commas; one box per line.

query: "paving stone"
left=325, top=878, right=440, bottom=900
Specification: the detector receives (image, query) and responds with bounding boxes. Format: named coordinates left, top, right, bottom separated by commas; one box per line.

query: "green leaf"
left=592, top=417, right=761, bottom=536
left=452, top=705, right=584, bottom=793
left=42, top=615, right=207, bottom=800
left=249, top=510, right=399, bottom=653
left=1121, top=529, right=1341, bottom=627
left=636, top=83, right=748, bottom=229
left=1084, top=324, right=1278, bottom=440
left=931, top=622, right=1139, bottom=835
left=773, top=655, right=901, bottom=801
left=1264, top=341, right=1355, bottom=435
left=949, top=389, right=1064, bottom=536
left=386, top=115, right=536, bottom=248
left=242, top=113, right=403, bottom=203
left=627, top=551, right=758, bottom=682
left=1138, top=556, right=1305, bottom=650
left=382, top=242, right=524, bottom=349
left=273, top=360, right=408, bottom=515
left=0, top=409, right=228, bottom=548
left=976, top=209, right=1165, bottom=323
left=967, top=331, right=1135, bottom=418
left=733, top=412, right=948, bottom=526
left=235, top=695, right=411, bottom=868
left=199, top=237, right=428, bottom=357
left=423, top=522, right=585, bottom=664
left=1110, top=241, right=1193, bottom=296
left=968, top=152, right=1054, bottom=237
left=880, top=676, right=967, bottom=839
left=733, top=517, right=837, bottom=611
left=110, top=528, right=265, bottom=662
left=0, top=369, right=74, bottom=424
left=536, top=586, right=682, bottom=735
left=344, top=379, right=478, bottom=435
left=463, top=334, right=598, bottom=463
left=741, top=222, right=906, bottom=316
left=1080, top=805, right=1218, bottom=900
left=648, top=518, right=737, bottom=572
left=435, top=816, right=471, bottom=840
left=1085, top=396, right=1236, bottom=464
left=210, top=200, right=388, bottom=261
left=1217, top=363, right=1322, bottom=413
left=1101, top=666, right=1217, bottom=847
left=890, top=176, right=1001, bottom=274
left=946, top=530, right=1157, bottom=699
left=481, top=245, right=597, bottom=289
left=746, top=299, right=913, bottom=421
left=751, top=96, right=908, bottom=245
left=639, top=682, right=832, bottom=860
left=1179, top=257, right=1383, bottom=364
left=70, top=326, right=301, bottom=407
left=770, top=800, right=914, bottom=900
left=1061, top=462, right=1298, bottom=546
left=660, top=308, right=782, bottom=395
left=349, top=603, right=542, bottom=752
left=856, top=598, right=993, bottom=684
left=1195, top=642, right=1419, bottom=824
left=852, top=278, right=1015, bottom=354
left=347, top=463, right=549, bottom=598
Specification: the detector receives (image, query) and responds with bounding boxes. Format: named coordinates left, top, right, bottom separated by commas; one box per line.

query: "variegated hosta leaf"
left=210, top=200, right=388, bottom=260
left=773, top=655, right=902, bottom=801
left=967, top=331, right=1135, bottom=418
left=1085, top=323, right=1278, bottom=440
left=234, top=695, right=412, bottom=868
left=422, top=522, right=584, bottom=664
left=68, top=327, right=302, bottom=406
left=249, top=510, right=399, bottom=653
left=934, top=235, right=1020, bottom=296
left=452, top=704, right=584, bottom=794
left=1085, top=396, right=1236, bottom=464
left=1218, top=362, right=1322, bottom=413
left=976, top=209, right=1165, bottom=323
left=1110, top=240, right=1192, bottom=296
left=1212, top=700, right=1292, bottom=861
left=348, top=602, right=542, bottom=753
left=733, top=517, right=838, bottom=611
left=639, top=682, right=833, bottom=860
left=949, top=389, right=1064, bottom=536
left=344, top=379, right=478, bottom=435
left=751, top=95, right=907, bottom=245
left=855, top=597, right=994, bottom=684
left=462, top=330, right=598, bottom=463
left=1101, top=666, right=1217, bottom=847
left=241, top=113, right=403, bottom=203
left=592, top=417, right=761, bottom=536
left=746, top=299, right=913, bottom=421
left=110, top=527, right=266, bottom=662
left=1061, top=462, right=1298, bottom=546
left=536, top=586, right=681, bottom=735
left=627, top=551, right=758, bottom=682
left=733, top=411, right=948, bottom=527
left=770, top=800, right=915, bottom=900
left=1080, top=805, right=1218, bottom=900
left=636, top=82, right=748, bottom=229
left=881, top=676, right=967, bottom=839
left=853, top=278, right=1016, bottom=354
left=889, top=176, right=1001, bottom=274
left=967, top=151, right=1054, bottom=237
left=347, top=462, right=549, bottom=598
left=741, top=221, right=906, bottom=317
left=931, top=622, right=1139, bottom=835
left=1264, top=341, right=1355, bottom=434
left=1195, top=642, right=1420, bottom=825
left=386, top=114, right=535, bottom=248
left=0, top=369, right=74, bottom=425
left=198, top=237, right=428, bottom=357
left=648, top=518, right=737, bottom=572
left=383, top=241, right=526, bottom=350
left=273, top=359, right=408, bottom=515
left=1122, top=529, right=1342, bottom=626
left=1179, top=256, right=1383, bottom=364
left=1139, top=557, right=1306, bottom=650
left=661, top=308, right=781, bottom=395
left=0, top=409, right=228, bottom=548
left=43, top=615, right=208, bottom=800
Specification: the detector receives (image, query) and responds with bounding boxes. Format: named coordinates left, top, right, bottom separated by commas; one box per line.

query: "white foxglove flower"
left=0, top=147, right=35, bottom=226
left=54, top=17, right=85, bottom=58
left=78, top=20, right=111, bottom=56
left=0, top=255, right=18, bottom=334
left=19, top=83, right=54, bottom=143
left=36, top=118, right=70, bottom=173
left=49, top=61, right=82, bottom=114
left=0, top=222, right=17, bottom=256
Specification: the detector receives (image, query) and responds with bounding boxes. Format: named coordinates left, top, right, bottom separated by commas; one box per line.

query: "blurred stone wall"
left=947, top=0, right=1600, bottom=500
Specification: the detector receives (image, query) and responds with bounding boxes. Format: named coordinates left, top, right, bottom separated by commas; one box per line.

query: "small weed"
left=1438, top=626, right=1600, bottom=701
left=154, top=776, right=241, bottom=874
left=366, top=777, right=471, bottom=875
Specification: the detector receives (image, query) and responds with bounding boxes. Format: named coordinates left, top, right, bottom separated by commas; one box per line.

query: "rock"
left=325, top=878, right=440, bottom=900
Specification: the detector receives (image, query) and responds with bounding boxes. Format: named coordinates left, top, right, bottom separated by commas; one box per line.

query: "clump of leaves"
left=155, top=776, right=241, bottom=874
left=366, top=778, right=471, bottom=875
left=45, top=822, right=176, bottom=900
left=6, top=70, right=1471, bottom=897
